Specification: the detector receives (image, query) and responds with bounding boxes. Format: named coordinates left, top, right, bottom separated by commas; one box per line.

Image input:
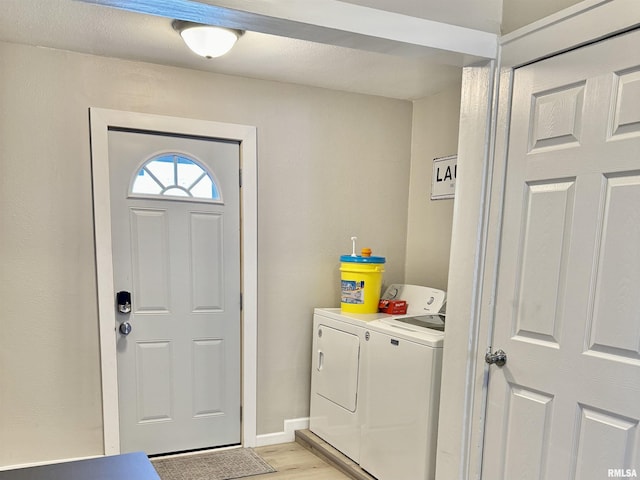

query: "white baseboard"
left=255, top=417, right=310, bottom=447
left=2, top=417, right=310, bottom=470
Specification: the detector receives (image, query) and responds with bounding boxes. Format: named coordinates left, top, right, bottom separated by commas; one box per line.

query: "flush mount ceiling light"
left=172, top=20, right=244, bottom=59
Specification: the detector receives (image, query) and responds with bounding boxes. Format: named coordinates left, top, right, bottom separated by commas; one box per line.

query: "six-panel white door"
left=108, top=129, right=241, bottom=455
left=483, top=29, right=640, bottom=479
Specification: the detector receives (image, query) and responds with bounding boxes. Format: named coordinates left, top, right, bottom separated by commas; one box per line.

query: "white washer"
left=309, top=285, right=445, bottom=478
left=360, top=318, right=443, bottom=480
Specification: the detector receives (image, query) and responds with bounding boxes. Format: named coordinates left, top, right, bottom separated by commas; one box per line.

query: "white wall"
left=0, top=41, right=413, bottom=466
left=405, top=82, right=461, bottom=290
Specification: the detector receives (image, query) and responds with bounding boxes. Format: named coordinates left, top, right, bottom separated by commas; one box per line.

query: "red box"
left=378, top=299, right=408, bottom=314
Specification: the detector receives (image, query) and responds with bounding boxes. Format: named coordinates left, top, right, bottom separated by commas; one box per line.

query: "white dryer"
left=309, top=285, right=446, bottom=477
left=309, top=309, right=382, bottom=462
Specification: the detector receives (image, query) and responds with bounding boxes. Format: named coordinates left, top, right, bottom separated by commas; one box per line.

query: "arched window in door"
left=130, top=153, right=221, bottom=202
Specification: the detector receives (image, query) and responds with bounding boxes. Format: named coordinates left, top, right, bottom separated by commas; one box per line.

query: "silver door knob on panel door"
left=485, top=347, right=507, bottom=367
left=119, top=322, right=132, bottom=335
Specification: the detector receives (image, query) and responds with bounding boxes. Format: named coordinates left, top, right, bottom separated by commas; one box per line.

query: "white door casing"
left=109, top=130, right=241, bottom=454
left=90, top=109, right=257, bottom=454
left=482, top=29, right=640, bottom=479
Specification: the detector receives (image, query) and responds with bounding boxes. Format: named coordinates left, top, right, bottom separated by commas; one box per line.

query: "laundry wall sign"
left=431, top=155, right=457, bottom=200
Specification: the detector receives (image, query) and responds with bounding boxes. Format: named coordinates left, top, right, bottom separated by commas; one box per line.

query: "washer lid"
left=393, top=314, right=445, bottom=332
left=371, top=318, right=444, bottom=346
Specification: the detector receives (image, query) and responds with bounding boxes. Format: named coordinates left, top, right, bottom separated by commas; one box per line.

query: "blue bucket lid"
left=340, top=254, right=386, bottom=264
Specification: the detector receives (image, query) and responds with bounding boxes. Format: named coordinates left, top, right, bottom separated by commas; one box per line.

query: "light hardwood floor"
left=255, top=443, right=351, bottom=480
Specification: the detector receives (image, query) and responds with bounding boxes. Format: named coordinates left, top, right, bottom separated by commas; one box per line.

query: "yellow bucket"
left=340, top=252, right=385, bottom=313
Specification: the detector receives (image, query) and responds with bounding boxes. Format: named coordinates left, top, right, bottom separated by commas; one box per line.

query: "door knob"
left=119, top=322, right=132, bottom=335
left=485, top=347, right=507, bottom=367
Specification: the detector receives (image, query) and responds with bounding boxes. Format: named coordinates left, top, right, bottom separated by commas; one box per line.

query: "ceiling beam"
left=76, top=0, right=497, bottom=65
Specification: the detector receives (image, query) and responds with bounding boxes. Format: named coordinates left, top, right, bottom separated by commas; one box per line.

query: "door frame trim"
left=89, top=108, right=258, bottom=454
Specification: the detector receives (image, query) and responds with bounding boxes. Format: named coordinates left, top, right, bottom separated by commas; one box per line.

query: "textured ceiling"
left=341, top=0, right=501, bottom=32
left=0, top=0, right=500, bottom=100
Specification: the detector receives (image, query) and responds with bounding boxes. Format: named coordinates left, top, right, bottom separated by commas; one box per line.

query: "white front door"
left=483, top=30, right=640, bottom=479
left=108, top=129, right=241, bottom=455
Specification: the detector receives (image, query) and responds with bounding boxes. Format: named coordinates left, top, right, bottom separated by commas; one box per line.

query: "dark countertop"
left=0, top=452, right=159, bottom=480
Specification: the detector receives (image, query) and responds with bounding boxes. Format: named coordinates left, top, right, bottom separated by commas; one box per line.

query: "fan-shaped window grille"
left=131, top=153, right=221, bottom=201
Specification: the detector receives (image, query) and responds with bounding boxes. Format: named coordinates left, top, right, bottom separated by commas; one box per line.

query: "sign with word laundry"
left=431, top=155, right=457, bottom=200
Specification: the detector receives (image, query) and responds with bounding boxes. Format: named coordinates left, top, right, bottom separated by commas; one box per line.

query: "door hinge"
left=240, top=292, right=243, bottom=311
left=239, top=168, right=242, bottom=188
left=240, top=405, right=243, bottom=421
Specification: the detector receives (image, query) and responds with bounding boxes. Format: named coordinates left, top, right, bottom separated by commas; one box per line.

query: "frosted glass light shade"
left=178, top=25, right=240, bottom=58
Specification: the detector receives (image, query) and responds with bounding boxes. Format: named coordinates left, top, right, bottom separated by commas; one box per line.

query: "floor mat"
left=151, top=448, right=276, bottom=480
